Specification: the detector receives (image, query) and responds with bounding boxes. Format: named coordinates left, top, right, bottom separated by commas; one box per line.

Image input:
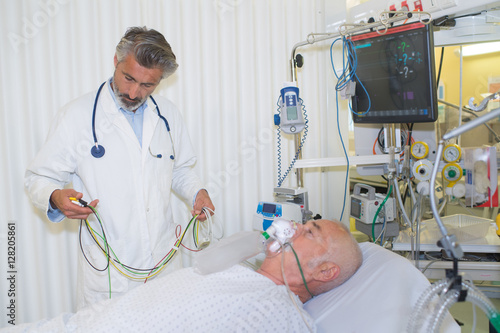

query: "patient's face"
left=291, top=220, right=338, bottom=266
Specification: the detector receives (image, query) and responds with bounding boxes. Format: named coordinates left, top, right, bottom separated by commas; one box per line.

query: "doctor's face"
left=112, top=54, right=163, bottom=112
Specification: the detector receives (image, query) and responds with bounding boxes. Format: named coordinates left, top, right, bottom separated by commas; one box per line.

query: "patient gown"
left=5, top=265, right=315, bottom=332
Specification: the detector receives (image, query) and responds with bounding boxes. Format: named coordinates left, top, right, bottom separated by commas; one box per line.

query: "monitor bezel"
left=349, top=22, right=438, bottom=124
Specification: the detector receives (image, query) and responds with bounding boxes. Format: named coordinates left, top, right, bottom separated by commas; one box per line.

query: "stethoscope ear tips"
left=91, top=145, right=106, bottom=158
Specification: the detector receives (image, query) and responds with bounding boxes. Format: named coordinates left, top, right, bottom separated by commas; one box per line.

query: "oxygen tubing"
left=428, top=289, right=460, bottom=332
left=407, top=279, right=448, bottom=333
left=430, top=281, right=500, bottom=332
left=464, top=281, right=500, bottom=332
left=408, top=278, right=500, bottom=333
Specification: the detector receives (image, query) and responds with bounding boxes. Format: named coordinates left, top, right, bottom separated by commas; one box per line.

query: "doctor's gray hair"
left=115, top=26, right=179, bottom=79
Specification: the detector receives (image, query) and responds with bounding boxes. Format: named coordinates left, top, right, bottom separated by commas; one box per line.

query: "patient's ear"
left=315, top=262, right=339, bottom=282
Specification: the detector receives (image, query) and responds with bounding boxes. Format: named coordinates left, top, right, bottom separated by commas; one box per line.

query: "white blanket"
left=7, top=265, right=314, bottom=332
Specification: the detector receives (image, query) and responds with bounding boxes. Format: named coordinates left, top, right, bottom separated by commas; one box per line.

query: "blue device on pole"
left=279, top=84, right=305, bottom=134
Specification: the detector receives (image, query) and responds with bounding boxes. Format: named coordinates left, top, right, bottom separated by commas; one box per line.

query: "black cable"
left=82, top=211, right=162, bottom=272
left=436, top=46, right=445, bottom=88
left=377, top=127, right=385, bottom=151
left=80, top=216, right=178, bottom=278
left=85, top=218, right=174, bottom=272
left=89, top=207, right=111, bottom=270
left=79, top=220, right=109, bottom=272
left=402, top=179, right=410, bottom=206
left=452, top=11, right=484, bottom=20
left=377, top=125, right=409, bottom=153
left=402, top=123, right=414, bottom=207
left=407, top=123, right=414, bottom=145
left=80, top=207, right=199, bottom=274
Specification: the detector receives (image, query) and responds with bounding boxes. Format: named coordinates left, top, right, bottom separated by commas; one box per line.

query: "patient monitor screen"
left=350, top=22, right=437, bottom=124
left=262, top=203, right=277, bottom=214
left=351, top=198, right=362, bottom=219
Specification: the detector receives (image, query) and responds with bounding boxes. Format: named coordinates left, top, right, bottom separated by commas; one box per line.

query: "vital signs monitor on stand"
left=349, top=21, right=438, bottom=124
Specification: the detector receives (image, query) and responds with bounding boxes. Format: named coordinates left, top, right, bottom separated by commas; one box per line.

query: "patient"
left=7, top=219, right=362, bottom=332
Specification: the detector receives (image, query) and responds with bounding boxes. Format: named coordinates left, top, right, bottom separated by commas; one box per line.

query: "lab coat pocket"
left=82, top=241, right=128, bottom=294
left=146, top=155, right=173, bottom=194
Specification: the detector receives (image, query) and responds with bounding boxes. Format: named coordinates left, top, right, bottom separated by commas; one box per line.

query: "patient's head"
left=258, top=219, right=362, bottom=302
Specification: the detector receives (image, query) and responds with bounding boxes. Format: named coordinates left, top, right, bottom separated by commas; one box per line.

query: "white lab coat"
left=25, top=81, right=203, bottom=309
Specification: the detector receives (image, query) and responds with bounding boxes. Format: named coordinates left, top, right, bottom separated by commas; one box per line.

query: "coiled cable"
left=276, top=98, right=309, bottom=187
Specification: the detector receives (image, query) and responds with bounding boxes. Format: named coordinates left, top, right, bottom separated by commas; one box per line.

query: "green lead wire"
left=289, top=244, right=314, bottom=299
left=372, top=184, right=393, bottom=241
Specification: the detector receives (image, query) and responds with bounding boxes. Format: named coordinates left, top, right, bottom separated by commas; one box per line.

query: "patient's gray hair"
left=116, top=26, right=178, bottom=79
left=309, top=221, right=362, bottom=294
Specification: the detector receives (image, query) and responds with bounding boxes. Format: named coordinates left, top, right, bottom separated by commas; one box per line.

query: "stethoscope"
left=91, top=81, right=175, bottom=160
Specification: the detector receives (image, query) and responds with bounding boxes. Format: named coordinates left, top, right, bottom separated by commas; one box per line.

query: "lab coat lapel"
left=99, top=81, right=142, bottom=148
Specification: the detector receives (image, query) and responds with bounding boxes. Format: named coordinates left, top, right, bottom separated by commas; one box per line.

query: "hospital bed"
left=304, top=242, right=460, bottom=333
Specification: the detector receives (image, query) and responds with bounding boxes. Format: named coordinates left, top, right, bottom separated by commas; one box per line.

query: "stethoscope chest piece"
left=90, top=81, right=174, bottom=160
left=91, top=144, right=106, bottom=158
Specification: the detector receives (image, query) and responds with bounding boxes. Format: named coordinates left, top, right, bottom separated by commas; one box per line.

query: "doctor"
left=25, top=26, right=214, bottom=309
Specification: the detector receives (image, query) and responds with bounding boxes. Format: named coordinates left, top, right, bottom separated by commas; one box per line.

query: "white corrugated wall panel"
left=0, top=0, right=350, bottom=326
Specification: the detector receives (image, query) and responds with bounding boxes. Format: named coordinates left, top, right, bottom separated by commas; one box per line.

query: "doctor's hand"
left=192, top=189, right=214, bottom=221
left=50, top=189, right=99, bottom=220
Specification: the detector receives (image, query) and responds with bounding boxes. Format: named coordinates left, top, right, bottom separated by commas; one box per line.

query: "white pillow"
left=304, top=242, right=460, bottom=333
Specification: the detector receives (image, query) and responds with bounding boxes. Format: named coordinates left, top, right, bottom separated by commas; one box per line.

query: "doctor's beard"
left=112, top=84, right=148, bottom=112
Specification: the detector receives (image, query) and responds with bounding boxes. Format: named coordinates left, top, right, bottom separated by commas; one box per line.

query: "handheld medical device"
left=253, top=201, right=302, bottom=232
left=278, top=83, right=305, bottom=134
left=350, top=183, right=395, bottom=224
left=91, top=81, right=175, bottom=160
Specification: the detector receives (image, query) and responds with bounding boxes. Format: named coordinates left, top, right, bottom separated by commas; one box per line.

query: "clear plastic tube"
left=409, top=278, right=500, bottom=333
left=393, top=177, right=412, bottom=227
left=415, top=194, right=422, bottom=267
left=408, top=279, right=449, bottom=332
left=428, top=289, right=460, bottom=332
left=472, top=304, right=477, bottom=333
left=430, top=281, right=500, bottom=333
left=408, top=178, right=417, bottom=206
left=464, top=281, right=500, bottom=331
left=407, top=279, right=448, bottom=333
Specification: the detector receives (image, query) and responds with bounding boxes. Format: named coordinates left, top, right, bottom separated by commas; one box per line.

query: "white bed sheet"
left=304, top=242, right=461, bottom=333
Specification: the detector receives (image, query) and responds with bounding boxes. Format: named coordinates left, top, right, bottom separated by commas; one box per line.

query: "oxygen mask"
left=262, top=218, right=300, bottom=256
left=193, top=218, right=301, bottom=275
